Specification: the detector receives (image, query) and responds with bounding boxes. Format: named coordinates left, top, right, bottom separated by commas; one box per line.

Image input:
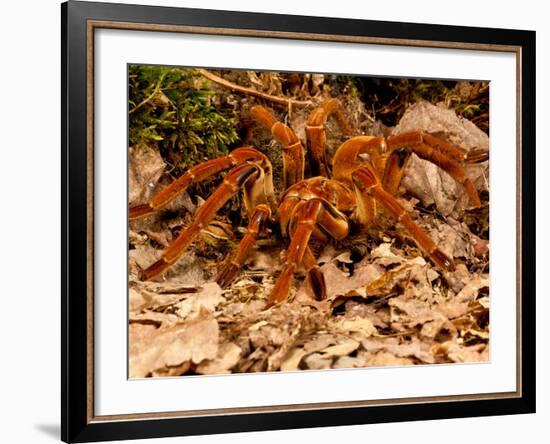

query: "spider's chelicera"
left=129, top=98, right=488, bottom=306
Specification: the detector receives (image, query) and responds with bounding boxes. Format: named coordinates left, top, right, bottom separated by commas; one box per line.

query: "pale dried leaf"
left=321, top=339, right=360, bottom=357
left=455, top=275, right=490, bottom=302
left=333, top=317, right=377, bottom=337
left=280, top=347, right=308, bottom=371
left=151, top=361, right=191, bottom=378
left=367, top=351, right=415, bottom=367
left=174, top=283, right=224, bottom=320
left=196, top=342, right=242, bottom=374
left=333, top=354, right=369, bottom=369
left=304, top=353, right=333, bottom=370
left=129, top=318, right=219, bottom=378
left=130, top=311, right=180, bottom=328
left=128, top=145, right=166, bottom=206
left=362, top=337, right=434, bottom=364
left=304, top=335, right=339, bottom=353
left=436, top=342, right=489, bottom=363
left=249, top=320, right=269, bottom=331
left=420, top=319, right=458, bottom=343
left=334, top=251, right=353, bottom=263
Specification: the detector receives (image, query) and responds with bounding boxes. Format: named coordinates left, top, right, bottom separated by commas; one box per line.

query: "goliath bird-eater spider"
left=129, top=98, right=488, bottom=307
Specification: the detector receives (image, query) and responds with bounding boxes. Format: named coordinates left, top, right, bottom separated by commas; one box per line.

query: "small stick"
left=197, top=68, right=313, bottom=108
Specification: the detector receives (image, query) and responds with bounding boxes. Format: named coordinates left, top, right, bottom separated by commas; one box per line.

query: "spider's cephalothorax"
left=129, top=98, right=488, bottom=306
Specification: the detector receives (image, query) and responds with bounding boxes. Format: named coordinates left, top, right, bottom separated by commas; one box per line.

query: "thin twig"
left=197, top=68, right=313, bottom=108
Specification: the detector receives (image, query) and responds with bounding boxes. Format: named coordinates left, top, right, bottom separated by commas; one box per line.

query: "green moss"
left=129, top=65, right=239, bottom=173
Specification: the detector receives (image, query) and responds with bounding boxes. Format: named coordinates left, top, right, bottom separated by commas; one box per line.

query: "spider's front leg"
left=352, top=163, right=455, bottom=272
left=129, top=147, right=273, bottom=219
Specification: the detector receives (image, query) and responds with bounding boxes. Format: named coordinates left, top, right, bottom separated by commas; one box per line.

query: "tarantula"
left=129, top=98, right=488, bottom=306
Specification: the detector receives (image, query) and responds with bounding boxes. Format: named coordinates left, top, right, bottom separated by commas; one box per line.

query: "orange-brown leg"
left=387, top=132, right=486, bottom=207
left=250, top=105, right=305, bottom=188
left=140, top=163, right=261, bottom=281
left=215, top=204, right=272, bottom=288
left=302, top=246, right=327, bottom=301
left=129, top=147, right=272, bottom=220
left=306, top=98, right=352, bottom=177
left=352, top=164, right=455, bottom=271
left=268, top=200, right=323, bottom=306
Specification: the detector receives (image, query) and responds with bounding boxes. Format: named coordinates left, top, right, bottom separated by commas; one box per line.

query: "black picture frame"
left=62, top=1, right=536, bottom=442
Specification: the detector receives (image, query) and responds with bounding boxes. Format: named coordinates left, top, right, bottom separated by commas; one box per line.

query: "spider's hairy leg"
left=129, top=147, right=269, bottom=220
left=215, top=204, right=271, bottom=288
left=306, top=98, right=352, bottom=177
left=140, top=163, right=261, bottom=281
left=387, top=132, right=487, bottom=208
left=249, top=105, right=305, bottom=188
left=268, top=200, right=323, bottom=307
left=352, top=164, right=455, bottom=272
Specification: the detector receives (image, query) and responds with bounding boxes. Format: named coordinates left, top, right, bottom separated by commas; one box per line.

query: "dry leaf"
left=455, top=275, right=490, bottom=302
left=196, top=342, right=242, bottom=374
left=280, top=348, right=308, bottom=371
left=321, top=339, right=360, bottom=357
left=333, top=317, right=377, bottom=337
left=362, top=337, right=435, bottom=364
left=435, top=342, right=489, bottom=363
left=174, top=283, right=224, bottom=320
left=128, top=144, right=166, bottom=206
left=367, top=351, right=415, bottom=367
left=129, top=318, right=219, bottom=378
left=304, top=353, right=333, bottom=370
left=129, top=311, right=179, bottom=328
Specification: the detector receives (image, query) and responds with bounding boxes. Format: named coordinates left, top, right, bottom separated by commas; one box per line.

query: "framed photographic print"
left=61, top=0, right=536, bottom=442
